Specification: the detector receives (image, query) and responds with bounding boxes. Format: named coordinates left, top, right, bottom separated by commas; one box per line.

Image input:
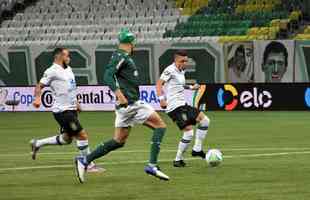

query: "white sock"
left=193, top=129, right=208, bottom=152
left=36, top=135, right=67, bottom=147
left=175, top=129, right=194, bottom=161
left=148, top=163, right=157, bottom=168
left=77, top=139, right=90, bottom=157
left=193, top=117, right=209, bottom=152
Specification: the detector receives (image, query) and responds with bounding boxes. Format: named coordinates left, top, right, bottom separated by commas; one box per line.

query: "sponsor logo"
left=140, top=89, right=160, bottom=103
left=77, top=90, right=114, bottom=104
left=41, top=90, right=53, bottom=108
left=41, top=89, right=116, bottom=108
left=13, top=92, right=34, bottom=106
left=217, top=84, right=272, bottom=111
left=0, top=86, right=194, bottom=111
left=305, top=88, right=310, bottom=108
left=217, top=84, right=238, bottom=111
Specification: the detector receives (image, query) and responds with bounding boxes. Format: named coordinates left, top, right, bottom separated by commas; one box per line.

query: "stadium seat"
left=0, top=0, right=181, bottom=45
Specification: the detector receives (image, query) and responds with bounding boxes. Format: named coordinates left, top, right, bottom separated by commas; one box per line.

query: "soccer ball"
left=205, top=149, right=223, bottom=167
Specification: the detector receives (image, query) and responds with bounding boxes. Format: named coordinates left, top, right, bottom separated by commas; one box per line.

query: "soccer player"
left=30, top=47, right=102, bottom=172
left=75, top=28, right=169, bottom=183
left=156, top=50, right=210, bottom=167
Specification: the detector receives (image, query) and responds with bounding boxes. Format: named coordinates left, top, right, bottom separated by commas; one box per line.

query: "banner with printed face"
left=0, top=86, right=194, bottom=112
left=224, top=42, right=254, bottom=83
left=295, top=40, right=310, bottom=82
left=254, top=40, right=295, bottom=83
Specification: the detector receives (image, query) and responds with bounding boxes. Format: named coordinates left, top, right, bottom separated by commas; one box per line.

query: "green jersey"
left=104, top=49, right=140, bottom=104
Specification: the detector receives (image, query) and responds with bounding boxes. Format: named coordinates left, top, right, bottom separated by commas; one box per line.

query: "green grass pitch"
left=0, top=111, right=309, bottom=200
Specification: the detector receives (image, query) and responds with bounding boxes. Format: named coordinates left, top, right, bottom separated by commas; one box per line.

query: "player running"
left=75, top=28, right=169, bottom=183
left=30, top=47, right=103, bottom=172
left=156, top=50, right=210, bottom=167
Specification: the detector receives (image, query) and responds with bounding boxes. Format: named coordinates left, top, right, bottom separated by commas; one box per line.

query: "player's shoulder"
left=163, top=63, right=177, bottom=74
left=65, top=65, right=73, bottom=71
left=44, top=64, right=58, bottom=74
left=112, top=50, right=127, bottom=60
left=108, top=51, right=127, bottom=69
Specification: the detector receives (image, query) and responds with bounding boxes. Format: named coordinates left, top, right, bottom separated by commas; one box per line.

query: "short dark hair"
left=52, top=47, right=66, bottom=58
left=174, top=50, right=188, bottom=58
left=263, top=41, right=288, bottom=66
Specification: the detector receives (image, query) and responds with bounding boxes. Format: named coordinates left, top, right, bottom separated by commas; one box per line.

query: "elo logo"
left=305, top=88, right=310, bottom=108
left=217, top=84, right=238, bottom=111
left=217, top=84, right=272, bottom=111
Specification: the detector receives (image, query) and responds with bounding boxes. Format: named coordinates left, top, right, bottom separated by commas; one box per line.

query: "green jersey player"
left=75, top=29, right=169, bottom=183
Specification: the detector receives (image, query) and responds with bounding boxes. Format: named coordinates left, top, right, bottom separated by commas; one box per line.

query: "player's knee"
left=112, top=138, right=126, bottom=148
left=153, top=119, right=166, bottom=129
left=57, top=134, right=72, bottom=145
left=182, top=125, right=193, bottom=132
left=114, top=135, right=128, bottom=144
left=159, top=120, right=166, bottom=129
left=64, top=136, right=73, bottom=144
left=199, top=116, right=210, bottom=129
left=183, top=129, right=194, bottom=141
left=77, top=130, right=88, bottom=140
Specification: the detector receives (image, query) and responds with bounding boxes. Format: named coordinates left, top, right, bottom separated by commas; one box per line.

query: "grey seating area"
left=0, top=0, right=186, bottom=45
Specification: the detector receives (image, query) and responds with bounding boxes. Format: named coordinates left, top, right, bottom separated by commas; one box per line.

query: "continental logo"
left=41, top=90, right=115, bottom=108
left=217, top=84, right=272, bottom=111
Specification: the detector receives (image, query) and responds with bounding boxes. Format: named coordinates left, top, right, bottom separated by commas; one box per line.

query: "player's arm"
left=33, top=68, right=53, bottom=108
left=103, top=57, right=128, bottom=107
left=76, top=101, right=82, bottom=112
left=157, top=69, right=172, bottom=109
left=184, top=83, right=200, bottom=90
left=156, top=79, right=167, bottom=109
left=156, top=79, right=165, bottom=98
left=33, top=82, right=44, bottom=108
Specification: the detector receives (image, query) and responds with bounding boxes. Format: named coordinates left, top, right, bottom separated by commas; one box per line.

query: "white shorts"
left=115, top=100, right=155, bottom=128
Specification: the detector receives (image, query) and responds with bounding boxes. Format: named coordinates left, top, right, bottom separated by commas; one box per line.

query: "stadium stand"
left=0, top=0, right=16, bottom=16
left=0, top=0, right=186, bottom=45
left=165, top=0, right=306, bottom=41
left=0, top=0, right=32, bottom=20
left=176, top=0, right=209, bottom=16
left=0, top=0, right=308, bottom=45
left=295, top=25, right=310, bottom=40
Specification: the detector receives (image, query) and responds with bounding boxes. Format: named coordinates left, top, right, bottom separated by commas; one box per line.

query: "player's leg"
left=75, top=129, right=105, bottom=173
left=30, top=131, right=72, bottom=147
left=143, top=111, right=170, bottom=180
left=84, top=108, right=131, bottom=164
left=192, top=112, right=210, bottom=159
left=85, top=127, right=129, bottom=164
left=75, top=107, right=132, bottom=183
left=173, top=124, right=194, bottom=167
left=143, top=112, right=166, bottom=166
left=75, top=127, right=129, bottom=183
left=30, top=133, right=72, bottom=160
left=129, top=101, right=169, bottom=180
left=167, top=105, right=196, bottom=167
left=30, top=112, right=74, bottom=160
left=75, top=130, right=89, bottom=157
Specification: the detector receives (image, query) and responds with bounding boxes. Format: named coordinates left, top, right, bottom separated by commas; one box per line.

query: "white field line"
left=1, top=147, right=310, bottom=157
left=0, top=151, right=310, bottom=172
